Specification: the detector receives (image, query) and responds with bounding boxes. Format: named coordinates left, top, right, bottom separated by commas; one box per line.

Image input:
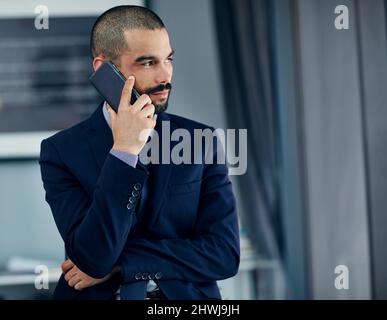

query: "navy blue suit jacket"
left=39, top=104, right=240, bottom=300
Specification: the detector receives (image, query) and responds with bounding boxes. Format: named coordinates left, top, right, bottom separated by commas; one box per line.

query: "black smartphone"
left=89, top=60, right=140, bottom=112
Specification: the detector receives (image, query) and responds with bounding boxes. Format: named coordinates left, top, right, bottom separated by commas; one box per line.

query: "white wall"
left=0, top=161, right=63, bottom=265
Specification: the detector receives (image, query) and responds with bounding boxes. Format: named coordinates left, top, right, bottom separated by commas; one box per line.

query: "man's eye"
left=142, top=61, right=153, bottom=67
left=166, top=57, right=174, bottom=63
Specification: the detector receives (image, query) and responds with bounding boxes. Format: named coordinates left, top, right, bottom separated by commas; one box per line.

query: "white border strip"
left=0, top=0, right=143, bottom=18
left=0, top=131, right=57, bottom=159
left=0, top=268, right=61, bottom=286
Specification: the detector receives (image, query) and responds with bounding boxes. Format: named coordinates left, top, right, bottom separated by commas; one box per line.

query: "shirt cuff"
left=110, top=149, right=138, bottom=168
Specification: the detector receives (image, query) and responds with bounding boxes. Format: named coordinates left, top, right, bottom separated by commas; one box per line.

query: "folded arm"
left=119, top=150, right=240, bottom=283
left=39, top=138, right=147, bottom=278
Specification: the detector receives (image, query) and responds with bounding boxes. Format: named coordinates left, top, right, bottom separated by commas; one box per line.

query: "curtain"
left=213, top=0, right=282, bottom=259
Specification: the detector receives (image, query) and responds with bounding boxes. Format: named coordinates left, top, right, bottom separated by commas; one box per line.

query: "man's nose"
left=155, top=64, right=172, bottom=84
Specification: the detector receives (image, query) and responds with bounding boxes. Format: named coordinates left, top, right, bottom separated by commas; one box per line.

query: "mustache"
left=145, top=83, right=172, bottom=95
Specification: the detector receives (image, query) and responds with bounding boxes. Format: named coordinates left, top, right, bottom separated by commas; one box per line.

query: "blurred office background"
left=0, top=0, right=386, bottom=299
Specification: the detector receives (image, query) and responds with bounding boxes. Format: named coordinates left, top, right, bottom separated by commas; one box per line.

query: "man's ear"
left=92, top=56, right=105, bottom=71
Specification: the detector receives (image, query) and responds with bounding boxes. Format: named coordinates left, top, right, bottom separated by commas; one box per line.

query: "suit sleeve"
left=118, top=136, right=240, bottom=283
left=39, top=138, right=148, bottom=278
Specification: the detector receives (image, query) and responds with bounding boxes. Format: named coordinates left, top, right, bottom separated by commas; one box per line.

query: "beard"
left=153, top=96, right=170, bottom=113
left=144, top=83, right=172, bottom=114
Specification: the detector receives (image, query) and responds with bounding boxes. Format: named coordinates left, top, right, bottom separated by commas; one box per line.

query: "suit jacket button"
left=148, top=273, right=155, bottom=280
left=128, top=197, right=136, bottom=204
left=141, top=272, right=148, bottom=280
left=155, top=272, right=162, bottom=279
left=134, top=183, right=142, bottom=190
left=135, top=272, right=142, bottom=280
left=127, top=203, right=134, bottom=210
left=132, top=190, right=140, bottom=197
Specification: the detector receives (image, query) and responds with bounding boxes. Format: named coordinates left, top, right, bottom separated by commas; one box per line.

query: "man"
left=39, top=5, right=239, bottom=300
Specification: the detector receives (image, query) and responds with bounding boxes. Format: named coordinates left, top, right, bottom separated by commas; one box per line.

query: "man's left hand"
left=61, top=259, right=113, bottom=291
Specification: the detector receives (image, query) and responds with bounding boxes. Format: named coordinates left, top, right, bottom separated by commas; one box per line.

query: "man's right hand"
left=107, top=75, right=156, bottom=156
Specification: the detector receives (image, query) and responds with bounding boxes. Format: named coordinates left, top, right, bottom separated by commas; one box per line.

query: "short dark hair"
left=90, top=5, right=165, bottom=63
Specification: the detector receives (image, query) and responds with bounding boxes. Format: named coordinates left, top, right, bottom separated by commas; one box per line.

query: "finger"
left=74, top=280, right=86, bottom=291
left=61, top=259, right=72, bottom=272
left=139, top=103, right=155, bottom=118
left=118, top=76, right=135, bottom=112
left=149, top=118, right=157, bottom=128
left=64, top=267, right=78, bottom=282
left=74, top=279, right=93, bottom=291
left=68, top=274, right=82, bottom=287
left=106, top=104, right=117, bottom=123
left=132, top=94, right=152, bottom=113
left=61, top=260, right=74, bottom=274
left=138, top=120, right=156, bottom=141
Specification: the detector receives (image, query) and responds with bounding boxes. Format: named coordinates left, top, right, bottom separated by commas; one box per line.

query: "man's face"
left=117, top=28, right=173, bottom=113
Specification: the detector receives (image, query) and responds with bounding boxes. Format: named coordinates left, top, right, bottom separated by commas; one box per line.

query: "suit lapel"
left=86, top=103, right=114, bottom=171
left=85, top=104, right=174, bottom=226
left=141, top=112, right=174, bottom=227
